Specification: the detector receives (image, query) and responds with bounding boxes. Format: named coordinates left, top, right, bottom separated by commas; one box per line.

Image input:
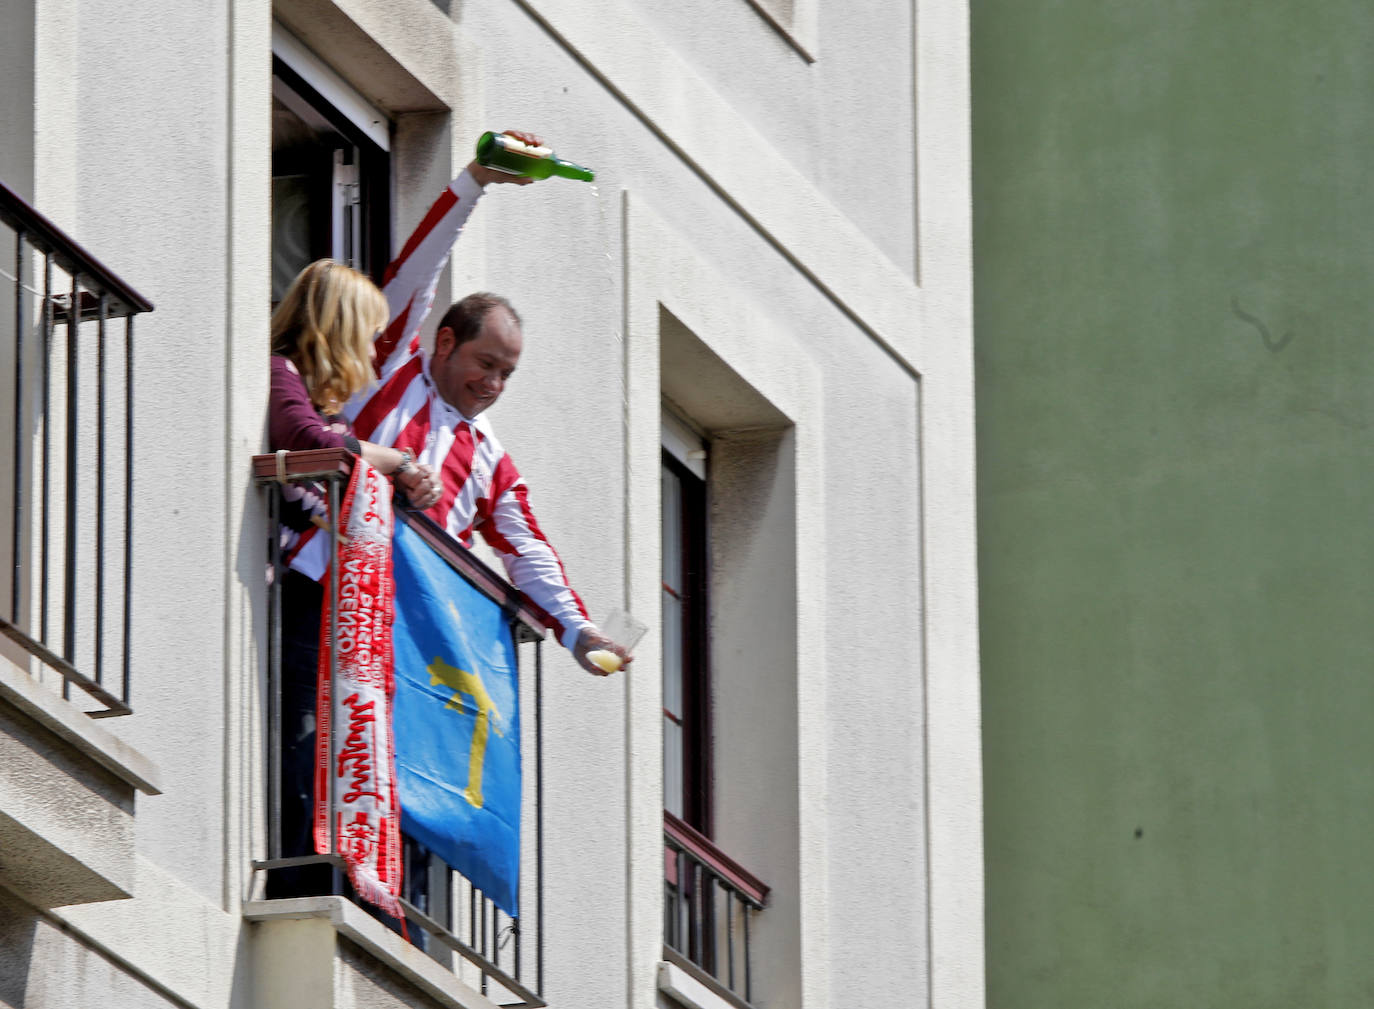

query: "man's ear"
left=434, top=326, right=456, bottom=359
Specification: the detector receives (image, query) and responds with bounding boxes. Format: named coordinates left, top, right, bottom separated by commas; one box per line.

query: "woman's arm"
left=358, top=441, right=442, bottom=509
left=269, top=356, right=353, bottom=452
left=271, top=358, right=440, bottom=507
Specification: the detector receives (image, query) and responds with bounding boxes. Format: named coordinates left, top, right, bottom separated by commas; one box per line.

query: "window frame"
left=662, top=446, right=713, bottom=836
left=270, top=53, right=391, bottom=288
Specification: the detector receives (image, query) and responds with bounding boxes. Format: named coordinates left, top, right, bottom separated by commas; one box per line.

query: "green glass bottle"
left=475, top=132, right=595, bottom=182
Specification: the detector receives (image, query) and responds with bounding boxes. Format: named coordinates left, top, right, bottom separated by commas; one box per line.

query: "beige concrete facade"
left=0, top=1, right=979, bottom=1006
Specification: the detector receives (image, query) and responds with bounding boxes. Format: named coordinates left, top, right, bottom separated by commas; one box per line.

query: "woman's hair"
left=270, top=260, right=389, bottom=413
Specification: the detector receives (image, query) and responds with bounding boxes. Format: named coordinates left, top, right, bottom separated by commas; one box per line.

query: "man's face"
left=432, top=307, right=524, bottom=418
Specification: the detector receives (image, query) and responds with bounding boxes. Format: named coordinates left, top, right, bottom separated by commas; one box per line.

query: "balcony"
left=0, top=179, right=161, bottom=908
left=662, top=812, right=768, bottom=1009
left=250, top=448, right=545, bottom=1009
left=0, top=179, right=149, bottom=716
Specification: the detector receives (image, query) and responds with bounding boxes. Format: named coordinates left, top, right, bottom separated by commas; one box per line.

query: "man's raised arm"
left=348, top=132, right=545, bottom=409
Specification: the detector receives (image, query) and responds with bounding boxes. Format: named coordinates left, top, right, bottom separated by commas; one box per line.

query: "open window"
left=270, top=25, right=390, bottom=301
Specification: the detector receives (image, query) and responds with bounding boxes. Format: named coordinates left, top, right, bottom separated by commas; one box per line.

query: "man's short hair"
left=437, top=292, right=521, bottom=348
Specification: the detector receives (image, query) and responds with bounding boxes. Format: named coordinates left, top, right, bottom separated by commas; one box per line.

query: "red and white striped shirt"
left=293, top=170, right=592, bottom=650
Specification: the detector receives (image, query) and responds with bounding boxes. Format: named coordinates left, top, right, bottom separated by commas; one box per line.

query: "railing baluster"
left=267, top=483, right=282, bottom=860
left=444, top=865, right=455, bottom=945
left=743, top=902, right=752, bottom=1004
left=11, top=229, right=25, bottom=624
left=40, top=253, right=51, bottom=648
left=95, top=292, right=107, bottom=686
left=490, top=899, right=499, bottom=978
left=665, top=842, right=674, bottom=948
left=706, top=869, right=714, bottom=970
left=717, top=875, right=725, bottom=979
left=682, top=846, right=690, bottom=954
left=717, top=874, right=724, bottom=977
left=63, top=270, right=79, bottom=671
left=726, top=886, right=735, bottom=990
left=122, top=314, right=135, bottom=706
left=480, top=895, right=489, bottom=996
left=671, top=842, right=681, bottom=949
left=535, top=636, right=545, bottom=997
left=694, top=862, right=706, bottom=966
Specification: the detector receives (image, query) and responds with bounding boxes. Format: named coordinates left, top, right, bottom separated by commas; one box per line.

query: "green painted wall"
left=974, top=3, right=1374, bottom=1006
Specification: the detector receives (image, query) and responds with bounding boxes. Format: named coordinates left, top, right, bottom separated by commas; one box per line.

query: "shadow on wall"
left=0, top=889, right=36, bottom=1008
left=0, top=888, right=191, bottom=1007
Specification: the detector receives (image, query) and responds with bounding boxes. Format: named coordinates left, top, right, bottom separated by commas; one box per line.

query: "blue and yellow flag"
left=391, top=521, right=521, bottom=916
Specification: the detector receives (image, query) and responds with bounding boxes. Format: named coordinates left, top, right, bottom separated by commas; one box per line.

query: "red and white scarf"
left=313, top=460, right=404, bottom=919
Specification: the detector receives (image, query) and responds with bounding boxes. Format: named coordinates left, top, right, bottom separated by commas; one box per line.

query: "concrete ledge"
left=273, top=0, right=458, bottom=113
left=245, top=897, right=505, bottom=1009
left=0, top=808, right=129, bottom=907
left=49, top=854, right=242, bottom=1009
left=658, top=956, right=751, bottom=1009
left=0, top=652, right=162, bottom=796
left=0, top=654, right=162, bottom=908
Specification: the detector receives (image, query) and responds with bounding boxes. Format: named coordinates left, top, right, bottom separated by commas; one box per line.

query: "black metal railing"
left=0, top=179, right=152, bottom=717
left=664, top=812, right=768, bottom=1007
left=253, top=448, right=545, bottom=1007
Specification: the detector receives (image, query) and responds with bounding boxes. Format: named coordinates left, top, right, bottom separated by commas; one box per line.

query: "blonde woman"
left=266, top=259, right=438, bottom=903
left=269, top=258, right=440, bottom=507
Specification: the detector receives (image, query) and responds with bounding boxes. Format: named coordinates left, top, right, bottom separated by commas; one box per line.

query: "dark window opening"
left=271, top=55, right=390, bottom=302
left=662, top=449, right=711, bottom=835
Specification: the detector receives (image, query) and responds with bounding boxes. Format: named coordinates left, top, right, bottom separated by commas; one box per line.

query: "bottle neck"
left=552, top=158, right=595, bottom=182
